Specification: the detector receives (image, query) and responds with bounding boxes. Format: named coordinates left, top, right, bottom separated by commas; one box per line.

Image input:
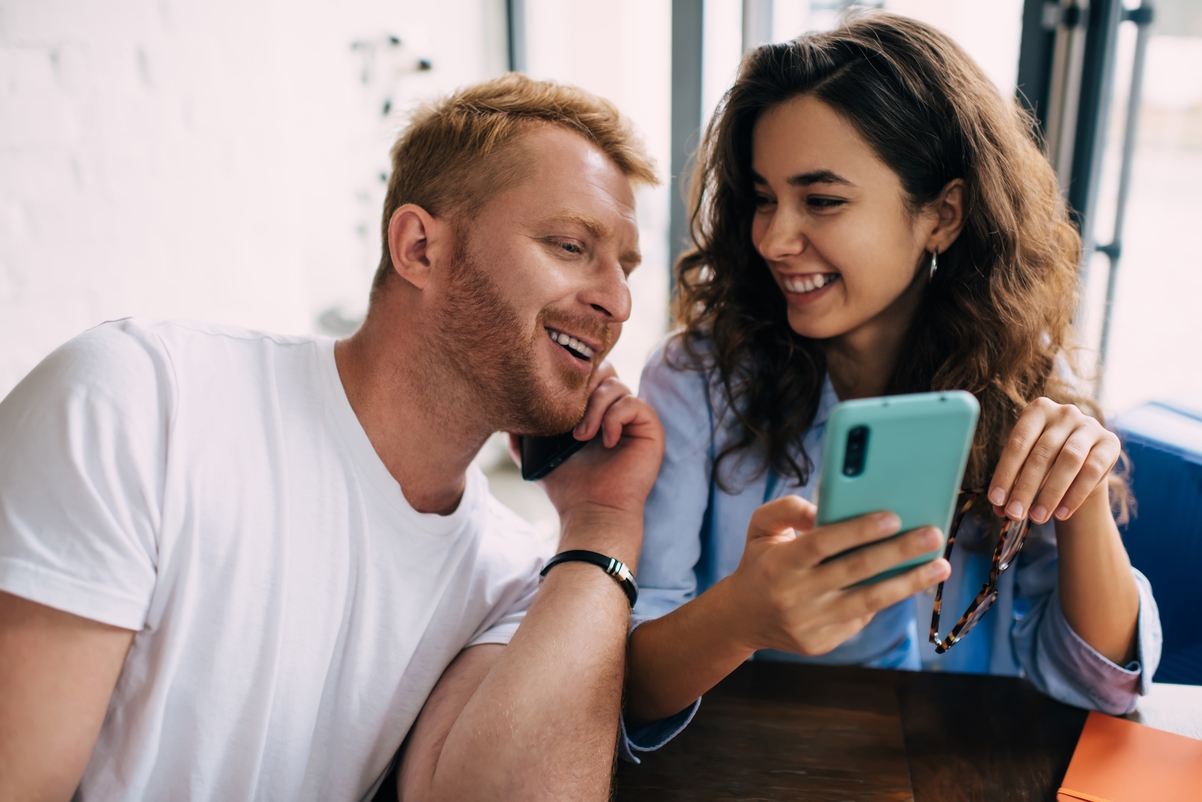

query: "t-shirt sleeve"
left=0, top=320, right=171, bottom=630
left=464, top=499, right=549, bottom=648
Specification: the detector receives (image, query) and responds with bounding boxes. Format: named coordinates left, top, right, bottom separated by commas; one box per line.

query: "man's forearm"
left=413, top=528, right=636, bottom=801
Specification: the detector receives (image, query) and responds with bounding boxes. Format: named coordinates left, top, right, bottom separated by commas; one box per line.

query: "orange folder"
left=1056, top=711, right=1202, bottom=802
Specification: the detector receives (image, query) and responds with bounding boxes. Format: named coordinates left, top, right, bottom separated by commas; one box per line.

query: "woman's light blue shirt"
left=633, top=336, right=1162, bottom=720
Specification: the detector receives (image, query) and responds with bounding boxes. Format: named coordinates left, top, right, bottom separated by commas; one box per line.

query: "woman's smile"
left=777, top=272, right=841, bottom=305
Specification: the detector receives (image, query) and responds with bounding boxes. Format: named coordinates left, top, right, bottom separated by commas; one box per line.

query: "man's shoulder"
left=128, top=318, right=325, bottom=354
left=52, top=317, right=323, bottom=371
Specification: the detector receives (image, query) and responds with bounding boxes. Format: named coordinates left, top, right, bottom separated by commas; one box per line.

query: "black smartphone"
left=519, top=430, right=595, bottom=481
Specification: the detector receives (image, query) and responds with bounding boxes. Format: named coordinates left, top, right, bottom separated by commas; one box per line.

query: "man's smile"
left=545, top=326, right=597, bottom=361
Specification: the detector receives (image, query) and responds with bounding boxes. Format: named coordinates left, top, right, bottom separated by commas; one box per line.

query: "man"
left=0, top=75, right=664, bottom=801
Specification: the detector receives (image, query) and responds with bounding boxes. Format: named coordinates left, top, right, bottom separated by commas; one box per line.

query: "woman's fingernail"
left=989, top=488, right=1005, bottom=505
left=1006, top=501, right=1024, bottom=519
left=1054, top=506, right=1070, bottom=520
left=926, top=560, right=949, bottom=579
left=1031, top=505, right=1047, bottom=523
left=920, top=528, right=942, bottom=548
left=879, top=513, right=901, bottom=533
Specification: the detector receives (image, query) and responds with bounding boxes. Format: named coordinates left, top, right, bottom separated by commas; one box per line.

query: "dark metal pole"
left=742, top=0, right=774, bottom=52
left=669, top=0, right=705, bottom=285
left=1096, top=4, right=1155, bottom=399
left=1068, top=0, right=1124, bottom=252
left=1016, top=0, right=1060, bottom=136
left=507, top=0, right=527, bottom=73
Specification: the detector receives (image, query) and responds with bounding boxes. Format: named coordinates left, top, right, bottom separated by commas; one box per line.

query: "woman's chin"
left=786, top=312, right=846, bottom=341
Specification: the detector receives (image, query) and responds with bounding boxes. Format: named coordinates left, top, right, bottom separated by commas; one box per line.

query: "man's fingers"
left=813, top=525, right=943, bottom=588
left=586, top=360, right=618, bottom=394
left=837, top=558, right=951, bottom=619
left=574, top=376, right=630, bottom=441
left=989, top=399, right=1052, bottom=509
left=745, top=496, right=820, bottom=546
left=598, top=394, right=661, bottom=449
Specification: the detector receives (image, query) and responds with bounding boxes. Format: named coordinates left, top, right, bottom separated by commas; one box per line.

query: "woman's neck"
left=823, top=276, right=925, bottom=401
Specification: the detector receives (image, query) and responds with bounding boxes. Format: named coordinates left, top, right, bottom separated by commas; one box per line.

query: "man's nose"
left=581, top=260, right=632, bottom=323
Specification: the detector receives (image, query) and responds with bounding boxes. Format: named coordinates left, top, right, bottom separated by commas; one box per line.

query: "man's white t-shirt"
left=0, top=318, right=550, bottom=801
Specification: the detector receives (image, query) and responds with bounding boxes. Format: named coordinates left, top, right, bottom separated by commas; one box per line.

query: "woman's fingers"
left=745, top=495, right=818, bottom=546
left=836, top=558, right=951, bottom=621
left=1002, top=418, right=1076, bottom=520
left=1053, top=435, right=1120, bottom=520
left=990, top=399, right=1120, bottom=524
left=1028, top=424, right=1095, bottom=523
left=782, top=511, right=902, bottom=568
left=777, top=558, right=950, bottom=656
left=812, top=524, right=945, bottom=589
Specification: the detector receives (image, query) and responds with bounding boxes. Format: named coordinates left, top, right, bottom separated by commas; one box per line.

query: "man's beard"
left=429, top=239, right=608, bottom=436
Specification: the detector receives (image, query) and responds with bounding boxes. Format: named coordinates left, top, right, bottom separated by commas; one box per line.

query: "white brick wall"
left=0, top=0, right=510, bottom=396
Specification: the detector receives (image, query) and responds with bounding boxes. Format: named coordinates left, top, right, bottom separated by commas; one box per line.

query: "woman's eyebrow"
left=751, top=169, right=855, bottom=187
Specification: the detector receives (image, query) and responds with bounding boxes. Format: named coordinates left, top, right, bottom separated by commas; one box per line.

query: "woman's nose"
left=757, top=209, right=806, bottom=263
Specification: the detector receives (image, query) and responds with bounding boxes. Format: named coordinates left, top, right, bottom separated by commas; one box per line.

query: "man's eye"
left=551, top=240, right=584, bottom=255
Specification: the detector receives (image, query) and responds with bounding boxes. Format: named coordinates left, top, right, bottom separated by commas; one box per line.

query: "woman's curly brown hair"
left=673, top=11, right=1129, bottom=518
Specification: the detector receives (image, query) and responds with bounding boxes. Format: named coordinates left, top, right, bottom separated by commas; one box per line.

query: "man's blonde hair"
left=371, top=73, right=658, bottom=295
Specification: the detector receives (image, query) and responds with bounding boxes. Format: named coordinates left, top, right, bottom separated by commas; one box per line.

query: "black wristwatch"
left=539, top=549, right=638, bottom=608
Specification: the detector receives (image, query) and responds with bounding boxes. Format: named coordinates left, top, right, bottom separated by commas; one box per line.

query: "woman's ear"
left=926, top=178, right=966, bottom=254
left=386, top=204, right=446, bottom=290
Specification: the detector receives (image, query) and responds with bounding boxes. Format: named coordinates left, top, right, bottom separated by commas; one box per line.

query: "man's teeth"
left=783, top=274, right=838, bottom=294
left=546, top=329, right=595, bottom=359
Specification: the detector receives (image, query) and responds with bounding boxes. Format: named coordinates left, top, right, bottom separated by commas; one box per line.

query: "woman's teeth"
left=546, top=328, right=595, bottom=359
left=783, top=273, right=838, bottom=294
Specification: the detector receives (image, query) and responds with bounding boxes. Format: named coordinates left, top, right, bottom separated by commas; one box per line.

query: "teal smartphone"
left=815, top=390, right=980, bottom=583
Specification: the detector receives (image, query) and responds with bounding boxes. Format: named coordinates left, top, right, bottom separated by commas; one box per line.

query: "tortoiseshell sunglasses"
left=929, top=489, right=1031, bottom=654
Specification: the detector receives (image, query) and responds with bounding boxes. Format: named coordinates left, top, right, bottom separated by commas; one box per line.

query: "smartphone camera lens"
left=843, top=425, right=869, bottom=477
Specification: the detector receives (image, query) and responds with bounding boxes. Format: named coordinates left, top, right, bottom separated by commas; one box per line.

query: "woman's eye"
left=808, top=196, right=846, bottom=210
left=754, top=195, right=776, bottom=208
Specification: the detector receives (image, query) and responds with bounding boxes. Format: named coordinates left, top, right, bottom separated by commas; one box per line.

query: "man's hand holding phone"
left=509, top=362, right=664, bottom=567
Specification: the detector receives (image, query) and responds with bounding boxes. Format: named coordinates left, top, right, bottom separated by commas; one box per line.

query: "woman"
left=623, top=12, right=1161, bottom=739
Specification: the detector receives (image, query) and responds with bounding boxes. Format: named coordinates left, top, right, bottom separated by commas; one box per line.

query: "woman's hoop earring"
left=928, top=248, right=939, bottom=283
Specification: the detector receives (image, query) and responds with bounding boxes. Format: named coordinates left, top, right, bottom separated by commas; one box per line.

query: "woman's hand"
left=626, top=496, right=949, bottom=724
left=988, top=398, right=1121, bottom=525
left=724, top=496, right=950, bottom=656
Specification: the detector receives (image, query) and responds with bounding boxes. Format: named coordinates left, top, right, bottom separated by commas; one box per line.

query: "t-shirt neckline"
left=315, top=337, right=479, bottom=536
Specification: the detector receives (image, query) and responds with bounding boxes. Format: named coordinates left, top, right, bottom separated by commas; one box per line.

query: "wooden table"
left=615, top=662, right=1202, bottom=801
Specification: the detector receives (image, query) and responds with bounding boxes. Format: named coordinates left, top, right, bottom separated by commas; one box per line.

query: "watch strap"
left=539, top=549, right=638, bottom=608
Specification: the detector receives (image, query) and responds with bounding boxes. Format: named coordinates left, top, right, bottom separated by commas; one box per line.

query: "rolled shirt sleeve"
left=1010, top=525, right=1162, bottom=714
left=631, top=340, right=716, bottom=623
left=618, top=340, right=715, bottom=761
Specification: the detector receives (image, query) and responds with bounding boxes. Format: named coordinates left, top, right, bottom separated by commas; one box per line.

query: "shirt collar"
left=813, top=373, right=840, bottom=429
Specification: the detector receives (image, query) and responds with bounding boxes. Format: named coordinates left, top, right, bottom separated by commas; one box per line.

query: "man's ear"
left=386, top=204, right=449, bottom=290
left=925, top=178, right=966, bottom=255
